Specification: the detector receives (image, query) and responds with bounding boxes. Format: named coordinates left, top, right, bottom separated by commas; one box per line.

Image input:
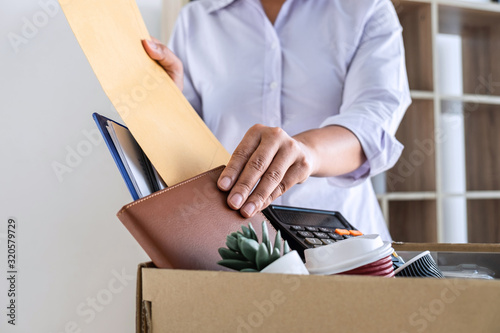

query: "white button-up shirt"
left=168, top=0, right=411, bottom=240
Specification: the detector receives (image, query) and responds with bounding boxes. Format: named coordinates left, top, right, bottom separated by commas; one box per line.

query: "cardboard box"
left=136, top=243, right=500, bottom=332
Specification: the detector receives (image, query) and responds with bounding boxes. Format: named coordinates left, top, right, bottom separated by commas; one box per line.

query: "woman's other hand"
left=142, top=37, right=184, bottom=91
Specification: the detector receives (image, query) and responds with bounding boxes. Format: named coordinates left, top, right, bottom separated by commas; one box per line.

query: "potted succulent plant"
left=218, top=221, right=309, bottom=275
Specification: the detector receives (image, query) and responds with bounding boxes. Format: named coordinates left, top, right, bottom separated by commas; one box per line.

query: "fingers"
left=265, top=162, right=309, bottom=205
left=242, top=143, right=313, bottom=217
left=218, top=125, right=314, bottom=218
left=141, top=38, right=184, bottom=91
left=151, top=36, right=162, bottom=44
left=238, top=155, right=292, bottom=217
left=243, top=143, right=305, bottom=215
left=217, top=125, right=265, bottom=191
left=218, top=125, right=278, bottom=208
left=142, top=39, right=180, bottom=70
left=261, top=166, right=299, bottom=209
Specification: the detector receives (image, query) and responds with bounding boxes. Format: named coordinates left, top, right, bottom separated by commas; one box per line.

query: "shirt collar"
left=207, top=0, right=238, bottom=13
left=207, top=0, right=303, bottom=13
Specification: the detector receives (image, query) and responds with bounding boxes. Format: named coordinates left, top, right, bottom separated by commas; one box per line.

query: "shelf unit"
left=378, top=0, right=500, bottom=243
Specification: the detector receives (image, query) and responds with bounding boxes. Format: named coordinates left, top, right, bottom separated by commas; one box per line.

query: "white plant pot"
left=260, top=250, right=309, bottom=275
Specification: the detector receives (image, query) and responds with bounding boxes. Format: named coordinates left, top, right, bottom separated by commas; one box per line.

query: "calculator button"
left=335, top=228, right=350, bottom=236
left=322, top=239, right=336, bottom=245
left=319, top=227, right=334, bottom=233
left=349, top=230, right=363, bottom=236
left=297, top=231, right=314, bottom=238
left=305, top=238, right=323, bottom=246
left=313, top=232, right=330, bottom=239
left=314, top=245, right=323, bottom=248
left=343, top=235, right=354, bottom=239
left=328, top=233, right=344, bottom=241
left=290, top=225, right=305, bottom=231
left=305, top=226, right=319, bottom=232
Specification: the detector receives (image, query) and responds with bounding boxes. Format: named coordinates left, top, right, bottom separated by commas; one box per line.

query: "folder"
left=93, top=113, right=166, bottom=200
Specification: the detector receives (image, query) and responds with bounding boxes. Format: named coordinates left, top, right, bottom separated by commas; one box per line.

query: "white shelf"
left=463, top=191, right=500, bottom=199
left=377, top=192, right=437, bottom=200
left=400, top=0, right=432, bottom=4
left=410, top=90, right=435, bottom=99
left=377, top=191, right=500, bottom=201
left=437, top=0, right=500, bottom=13
left=401, top=0, right=500, bottom=13
left=440, top=94, right=500, bottom=106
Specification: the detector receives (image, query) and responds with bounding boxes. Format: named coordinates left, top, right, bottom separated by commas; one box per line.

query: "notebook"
left=93, top=113, right=166, bottom=200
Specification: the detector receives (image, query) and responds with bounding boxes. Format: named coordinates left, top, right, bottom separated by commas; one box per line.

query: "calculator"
left=262, top=205, right=362, bottom=259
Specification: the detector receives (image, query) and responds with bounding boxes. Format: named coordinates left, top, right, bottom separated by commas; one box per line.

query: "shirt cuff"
left=320, top=112, right=404, bottom=188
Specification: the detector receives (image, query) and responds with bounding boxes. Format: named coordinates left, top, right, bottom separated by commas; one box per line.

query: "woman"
left=142, top=0, right=411, bottom=240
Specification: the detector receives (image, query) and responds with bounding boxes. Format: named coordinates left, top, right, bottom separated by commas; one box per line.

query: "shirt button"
left=271, top=42, right=278, bottom=50
left=270, top=81, right=278, bottom=90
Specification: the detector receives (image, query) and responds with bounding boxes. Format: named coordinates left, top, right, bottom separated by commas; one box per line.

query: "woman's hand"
left=217, top=124, right=317, bottom=218
left=142, top=37, right=184, bottom=91
left=217, top=124, right=367, bottom=218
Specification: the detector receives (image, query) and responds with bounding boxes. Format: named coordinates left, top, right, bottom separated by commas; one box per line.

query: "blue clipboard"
left=93, top=112, right=140, bottom=200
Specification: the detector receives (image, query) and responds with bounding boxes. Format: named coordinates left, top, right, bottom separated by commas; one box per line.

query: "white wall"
left=162, top=0, right=190, bottom=43
left=0, top=1, right=168, bottom=332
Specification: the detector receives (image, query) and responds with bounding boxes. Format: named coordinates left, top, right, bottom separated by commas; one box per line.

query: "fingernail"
left=219, top=177, right=232, bottom=190
left=146, top=40, right=157, bottom=50
left=242, top=202, right=256, bottom=217
left=229, top=193, right=243, bottom=208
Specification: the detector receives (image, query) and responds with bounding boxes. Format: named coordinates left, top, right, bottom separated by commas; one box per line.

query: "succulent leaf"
left=218, top=221, right=292, bottom=272
left=226, top=235, right=240, bottom=252
left=270, top=247, right=281, bottom=263
left=217, top=259, right=257, bottom=271
left=261, top=221, right=272, bottom=253
left=237, top=233, right=244, bottom=250
left=218, top=247, right=246, bottom=260
left=283, top=240, right=291, bottom=254
left=241, top=268, right=259, bottom=273
left=274, top=230, right=282, bottom=253
left=240, top=238, right=260, bottom=261
left=256, top=243, right=271, bottom=270
left=241, top=226, right=251, bottom=238
left=248, top=222, right=258, bottom=241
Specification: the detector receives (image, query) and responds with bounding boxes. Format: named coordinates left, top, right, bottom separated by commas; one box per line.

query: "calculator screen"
left=270, top=207, right=348, bottom=228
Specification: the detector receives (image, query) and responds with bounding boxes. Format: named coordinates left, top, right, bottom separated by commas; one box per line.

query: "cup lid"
left=305, top=234, right=394, bottom=275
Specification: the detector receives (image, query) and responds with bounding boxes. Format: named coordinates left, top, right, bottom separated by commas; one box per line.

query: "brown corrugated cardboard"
left=136, top=243, right=500, bottom=333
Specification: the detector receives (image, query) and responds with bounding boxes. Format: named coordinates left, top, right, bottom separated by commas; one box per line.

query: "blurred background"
left=1, top=0, right=499, bottom=332
left=374, top=0, right=500, bottom=245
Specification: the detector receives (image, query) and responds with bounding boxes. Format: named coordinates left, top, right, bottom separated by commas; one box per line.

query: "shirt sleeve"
left=321, top=0, right=411, bottom=188
left=167, top=9, right=203, bottom=117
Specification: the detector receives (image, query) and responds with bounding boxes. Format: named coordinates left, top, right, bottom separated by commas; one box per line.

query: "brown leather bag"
left=117, top=166, right=277, bottom=270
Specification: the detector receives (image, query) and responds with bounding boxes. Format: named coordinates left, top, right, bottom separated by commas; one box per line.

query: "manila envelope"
left=58, top=0, right=230, bottom=185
